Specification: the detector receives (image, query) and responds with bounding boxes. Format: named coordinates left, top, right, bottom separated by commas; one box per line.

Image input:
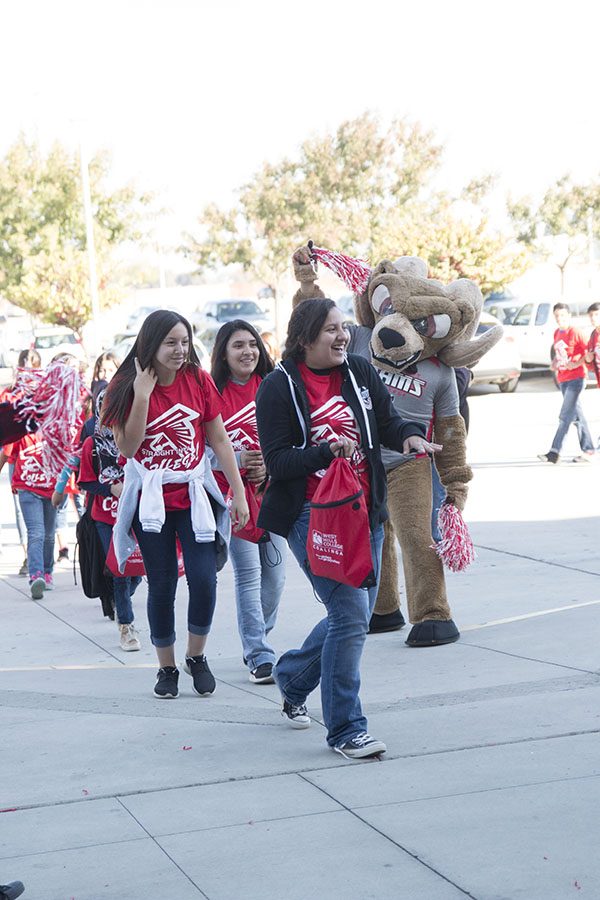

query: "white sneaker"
left=119, top=623, right=141, bottom=652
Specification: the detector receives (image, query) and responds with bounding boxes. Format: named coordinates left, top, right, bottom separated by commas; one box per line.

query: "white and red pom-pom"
left=310, top=245, right=372, bottom=295
left=434, top=503, right=476, bottom=572
left=12, top=361, right=86, bottom=478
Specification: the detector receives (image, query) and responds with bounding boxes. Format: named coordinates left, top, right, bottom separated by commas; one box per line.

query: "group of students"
left=2, top=303, right=437, bottom=762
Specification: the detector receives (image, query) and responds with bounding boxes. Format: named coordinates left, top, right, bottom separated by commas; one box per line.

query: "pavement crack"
left=474, top=543, right=600, bottom=577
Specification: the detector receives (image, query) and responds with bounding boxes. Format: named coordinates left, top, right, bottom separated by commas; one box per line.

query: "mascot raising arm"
left=291, top=244, right=502, bottom=647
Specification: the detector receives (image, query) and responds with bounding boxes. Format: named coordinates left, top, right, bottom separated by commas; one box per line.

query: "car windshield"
left=35, top=333, right=76, bottom=349
left=216, top=301, right=262, bottom=321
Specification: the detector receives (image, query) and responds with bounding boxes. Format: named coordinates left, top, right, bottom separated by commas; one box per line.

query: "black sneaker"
left=249, top=663, right=275, bottom=684
left=183, top=655, right=216, bottom=695
left=281, top=700, right=311, bottom=729
left=57, top=547, right=70, bottom=563
left=538, top=451, right=559, bottom=464
left=333, top=732, right=387, bottom=759
left=154, top=666, right=179, bottom=699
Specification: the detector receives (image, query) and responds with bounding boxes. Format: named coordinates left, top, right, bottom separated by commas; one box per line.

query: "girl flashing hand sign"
left=102, top=310, right=249, bottom=699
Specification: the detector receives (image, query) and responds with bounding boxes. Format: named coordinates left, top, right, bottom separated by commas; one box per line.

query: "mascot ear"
left=438, top=323, right=504, bottom=368
left=355, top=287, right=375, bottom=328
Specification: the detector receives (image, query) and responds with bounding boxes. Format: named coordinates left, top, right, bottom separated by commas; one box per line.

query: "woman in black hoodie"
left=256, top=298, right=439, bottom=759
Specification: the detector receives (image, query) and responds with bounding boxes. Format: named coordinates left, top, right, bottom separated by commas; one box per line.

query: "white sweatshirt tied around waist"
left=112, top=454, right=230, bottom=574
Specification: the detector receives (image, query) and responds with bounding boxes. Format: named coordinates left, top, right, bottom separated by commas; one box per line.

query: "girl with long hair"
left=210, top=320, right=287, bottom=684
left=255, top=299, right=439, bottom=759
left=102, top=310, right=249, bottom=699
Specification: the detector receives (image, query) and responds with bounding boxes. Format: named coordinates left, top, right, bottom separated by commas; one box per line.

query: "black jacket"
left=255, top=354, right=426, bottom=537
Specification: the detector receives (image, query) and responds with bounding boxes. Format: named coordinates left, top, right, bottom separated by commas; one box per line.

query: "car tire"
left=499, top=376, right=520, bottom=393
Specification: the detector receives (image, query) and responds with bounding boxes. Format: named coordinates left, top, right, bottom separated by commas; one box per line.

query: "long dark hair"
left=92, top=351, right=121, bottom=383
left=101, top=310, right=199, bottom=429
left=282, top=298, right=336, bottom=362
left=210, top=319, right=274, bottom=392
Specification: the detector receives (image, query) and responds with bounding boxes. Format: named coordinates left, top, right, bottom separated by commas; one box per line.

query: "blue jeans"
left=274, top=503, right=385, bottom=748
left=551, top=379, right=594, bottom=454
left=94, top=520, right=141, bottom=625
left=431, top=461, right=446, bottom=543
left=133, top=507, right=217, bottom=648
left=229, top=532, right=287, bottom=669
left=18, top=490, right=57, bottom=578
left=56, top=492, right=85, bottom=529
left=9, top=463, right=27, bottom=547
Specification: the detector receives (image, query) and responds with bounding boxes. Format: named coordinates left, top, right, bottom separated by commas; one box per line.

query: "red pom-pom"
left=434, top=503, right=475, bottom=572
left=311, top=246, right=372, bottom=294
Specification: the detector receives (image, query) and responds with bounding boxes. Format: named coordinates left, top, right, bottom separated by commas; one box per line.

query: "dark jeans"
left=94, top=520, right=141, bottom=625
left=133, top=507, right=217, bottom=648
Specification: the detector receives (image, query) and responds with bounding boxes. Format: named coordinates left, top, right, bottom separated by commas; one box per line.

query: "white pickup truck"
left=503, top=300, right=592, bottom=368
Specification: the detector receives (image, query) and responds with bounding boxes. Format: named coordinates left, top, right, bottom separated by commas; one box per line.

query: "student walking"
left=210, top=320, right=287, bottom=684
left=538, top=303, right=595, bottom=464
left=255, top=299, right=435, bottom=759
left=102, top=310, right=249, bottom=698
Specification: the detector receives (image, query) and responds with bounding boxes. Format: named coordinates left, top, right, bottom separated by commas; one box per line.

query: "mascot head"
left=302, top=244, right=502, bottom=373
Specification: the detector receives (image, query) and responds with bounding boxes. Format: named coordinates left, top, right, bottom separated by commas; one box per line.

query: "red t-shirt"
left=553, top=327, right=588, bottom=383
left=297, top=363, right=370, bottom=507
left=214, top=373, right=261, bottom=495
left=4, top=433, right=54, bottom=499
left=588, top=329, right=600, bottom=387
left=134, top=366, right=223, bottom=511
left=78, top=436, right=120, bottom=524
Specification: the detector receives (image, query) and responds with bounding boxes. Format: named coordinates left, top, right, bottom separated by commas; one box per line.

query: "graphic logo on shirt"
left=310, top=396, right=366, bottom=480
left=143, top=403, right=200, bottom=469
left=554, top=339, right=569, bottom=370
left=19, top=441, right=52, bottom=488
left=224, top=401, right=259, bottom=451
left=377, top=369, right=427, bottom=398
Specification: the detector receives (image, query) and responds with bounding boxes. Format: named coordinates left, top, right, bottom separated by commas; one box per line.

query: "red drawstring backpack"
left=307, top=457, right=375, bottom=589
left=226, top=478, right=267, bottom=543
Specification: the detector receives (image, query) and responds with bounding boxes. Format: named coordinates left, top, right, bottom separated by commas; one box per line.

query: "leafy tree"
left=183, top=113, right=444, bottom=291
left=184, top=112, right=529, bottom=298
left=0, top=136, right=151, bottom=337
left=508, top=176, right=600, bottom=294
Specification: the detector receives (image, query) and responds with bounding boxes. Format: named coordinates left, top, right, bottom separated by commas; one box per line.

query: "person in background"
left=102, top=310, right=249, bottom=699
left=210, top=320, right=287, bottom=684
left=0, top=349, right=42, bottom=575
left=538, top=303, right=595, bottom=464
left=584, top=301, right=600, bottom=449
left=90, top=351, right=121, bottom=403
left=258, top=330, right=280, bottom=363
left=255, top=299, right=434, bottom=759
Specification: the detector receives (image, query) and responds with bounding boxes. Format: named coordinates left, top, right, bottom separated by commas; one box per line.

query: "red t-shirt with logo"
left=553, top=327, right=588, bottom=383
left=214, top=373, right=261, bottom=495
left=297, top=363, right=370, bottom=507
left=4, top=433, right=54, bottom=499
left=78, top=436, right=120, bottom=524
left=588, top=329, right=600, bottom=387
left=134, top=366, right=223, bottom=511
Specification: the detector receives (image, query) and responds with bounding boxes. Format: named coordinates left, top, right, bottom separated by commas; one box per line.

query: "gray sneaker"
left=333, top=732, right=386, bottom=759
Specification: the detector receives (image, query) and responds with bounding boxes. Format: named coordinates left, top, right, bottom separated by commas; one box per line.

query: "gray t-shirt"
left=347, top=324, right=459, bottom=469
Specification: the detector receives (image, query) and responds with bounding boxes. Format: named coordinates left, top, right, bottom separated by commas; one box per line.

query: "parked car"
left=470, top=312, right=522, bottom=393
left=107, top=332, right=211, bottom=371
left=32, top=327, right=87, bottom=367
left=190, top=299, right=274, bottom=349
left=503, top=299, right=592, bottom=367
left=483, top=297, right=521, bottom=325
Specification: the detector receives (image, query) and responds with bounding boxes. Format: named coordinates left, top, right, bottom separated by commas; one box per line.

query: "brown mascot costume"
left=291, top=244, right=502, bottom=646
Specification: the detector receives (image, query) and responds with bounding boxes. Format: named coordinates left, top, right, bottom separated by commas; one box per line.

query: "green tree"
left=508, top=176, right=600, bottom=294
left=0, top=136, right=151, bottom=337
left=183, top=113, right=444, bottom=291
left=184, top=112, right=528, bottom=297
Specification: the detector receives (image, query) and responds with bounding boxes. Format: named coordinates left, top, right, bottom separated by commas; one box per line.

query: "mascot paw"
left=405, top=619, right=460, bottom=647
left=368, top=610, right=406, bottom=634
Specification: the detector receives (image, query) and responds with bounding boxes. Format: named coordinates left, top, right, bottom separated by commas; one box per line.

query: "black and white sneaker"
left=154, top=666, right=179, bottom=699
left=183, top=655, right=216, bottom=695
left=249, top=663, right=275, bottom=684
left=333, top=732, right=387, bottom=759
left=281, top=700, right=311, bottom=729
left=538, top=451, right=559, bottom=464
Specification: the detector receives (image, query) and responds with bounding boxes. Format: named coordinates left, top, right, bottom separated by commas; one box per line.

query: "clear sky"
left=2, top=0, right=599, bottom=246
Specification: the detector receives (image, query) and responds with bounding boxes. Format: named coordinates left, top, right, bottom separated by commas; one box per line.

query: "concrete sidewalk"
left=1, top=384, right=599, bottom=899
